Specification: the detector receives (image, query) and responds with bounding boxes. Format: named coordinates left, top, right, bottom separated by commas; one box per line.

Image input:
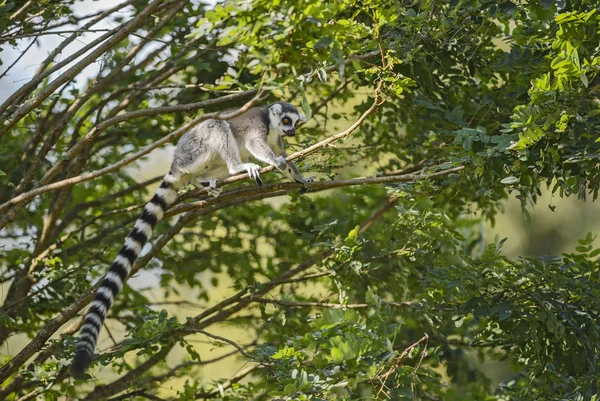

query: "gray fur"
left=171, top=102, right=310, bottom=185
left=71, top=102, right=309, bottom=376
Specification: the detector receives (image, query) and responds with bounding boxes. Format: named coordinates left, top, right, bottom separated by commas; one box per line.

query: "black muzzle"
left=284, top=128, right=295, bottom=137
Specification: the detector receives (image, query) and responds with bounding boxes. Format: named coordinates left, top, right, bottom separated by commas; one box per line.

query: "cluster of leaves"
left=0, top=0, right=600, bottom=400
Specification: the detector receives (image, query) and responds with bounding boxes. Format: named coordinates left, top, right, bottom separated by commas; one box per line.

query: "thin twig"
left=194, top=365, right=260, bottom=399
left=0, top=37, right=38, bottom=80
left=2, top=28, right=114, bottom=40
left=184, top=329, right=254, bottom=360
left=251, top=298, right=413, bottom=309
left=310, top=79, right=350, bottom=117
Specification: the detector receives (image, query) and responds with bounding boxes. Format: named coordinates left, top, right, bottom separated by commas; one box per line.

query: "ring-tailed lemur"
left=71, top=102, right=309, bottom=376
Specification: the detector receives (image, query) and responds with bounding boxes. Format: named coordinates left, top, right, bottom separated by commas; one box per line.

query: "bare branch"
left=3, top=28, right=113, bottom=40
left=107, top=391, right=166, bottom=401
left=184, top=329, right=254, bottom=360
left=0, top=0, right=139, bottom=120
left=0, top=36, right=38, bottom=80
left=194, top=365, right=260, bottom=399
left=0, top=0, right=163, bottom=136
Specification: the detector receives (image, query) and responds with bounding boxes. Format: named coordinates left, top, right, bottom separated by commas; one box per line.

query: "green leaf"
left=283, top=383, right=296, bottom=396
left=301, top=95, right=312, bottom=121
left=497, top=302, right=512, bottom=321
left=314, top=36, right=333, bottom=50
left=330, top=347, right=344, bottom=362
left=345, top=225, right=360, bottom=244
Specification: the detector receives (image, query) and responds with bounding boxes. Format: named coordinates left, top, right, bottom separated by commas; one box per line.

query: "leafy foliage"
left=0, top=0, right=599, bottom=400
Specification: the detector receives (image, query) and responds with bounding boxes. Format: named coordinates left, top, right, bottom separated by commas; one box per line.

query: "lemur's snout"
left=284, top=128, right=295, bottom=137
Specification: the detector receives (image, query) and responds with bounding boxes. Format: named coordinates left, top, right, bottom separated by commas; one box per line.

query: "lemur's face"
left=268, top=102, right=307, bottom=137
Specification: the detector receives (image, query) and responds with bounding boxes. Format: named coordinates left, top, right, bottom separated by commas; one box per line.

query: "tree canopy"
left=0, top=0, right=599, bottom=400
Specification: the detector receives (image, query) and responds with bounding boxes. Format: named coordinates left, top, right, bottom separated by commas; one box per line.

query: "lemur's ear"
left=269, top=103, right=283, bottom=115
left=297, top=112, right=307, bottom=123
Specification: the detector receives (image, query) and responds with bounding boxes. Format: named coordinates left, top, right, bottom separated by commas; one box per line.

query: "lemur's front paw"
left=241, top=163, right=261, bottom=180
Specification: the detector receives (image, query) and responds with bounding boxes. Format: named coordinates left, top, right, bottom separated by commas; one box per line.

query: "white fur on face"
left=268, top=103, right=307, bottom=134
left=269, top=111, right=297, bottom=132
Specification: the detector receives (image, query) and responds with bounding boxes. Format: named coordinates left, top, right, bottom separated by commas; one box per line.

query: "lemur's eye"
left=282, top=117, right=291, bottom=125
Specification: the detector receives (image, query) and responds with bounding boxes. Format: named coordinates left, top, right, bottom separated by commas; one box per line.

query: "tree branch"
left=194, top=365, right=260, bottom=399
left=184, top=329, right=254, bottom=360
left=0, top=0, right=180, bottom=135
left=54, top=174, right=163, bottom=235
left=11, top=0, right=187, bottom=199
left=0, top=0, right=140, bottom=122
left=250, top=298, right=413, bottom=309
left=0, top=36, right=38, bottom=80
left=169, top=165, right=465, bottom=217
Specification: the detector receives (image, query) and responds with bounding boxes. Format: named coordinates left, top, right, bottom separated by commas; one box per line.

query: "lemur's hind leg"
left=195, top=178, right=222, bottom=198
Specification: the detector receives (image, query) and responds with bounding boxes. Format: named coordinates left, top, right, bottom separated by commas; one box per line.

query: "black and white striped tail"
left=71, top=173, right=180, bottom=376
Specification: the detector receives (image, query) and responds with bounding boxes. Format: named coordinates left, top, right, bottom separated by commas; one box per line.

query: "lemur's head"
left=267, top=102, right=307, bottom=137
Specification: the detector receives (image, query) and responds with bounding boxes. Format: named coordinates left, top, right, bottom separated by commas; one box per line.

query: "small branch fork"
left=375, top=334, right=429, bottom=398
